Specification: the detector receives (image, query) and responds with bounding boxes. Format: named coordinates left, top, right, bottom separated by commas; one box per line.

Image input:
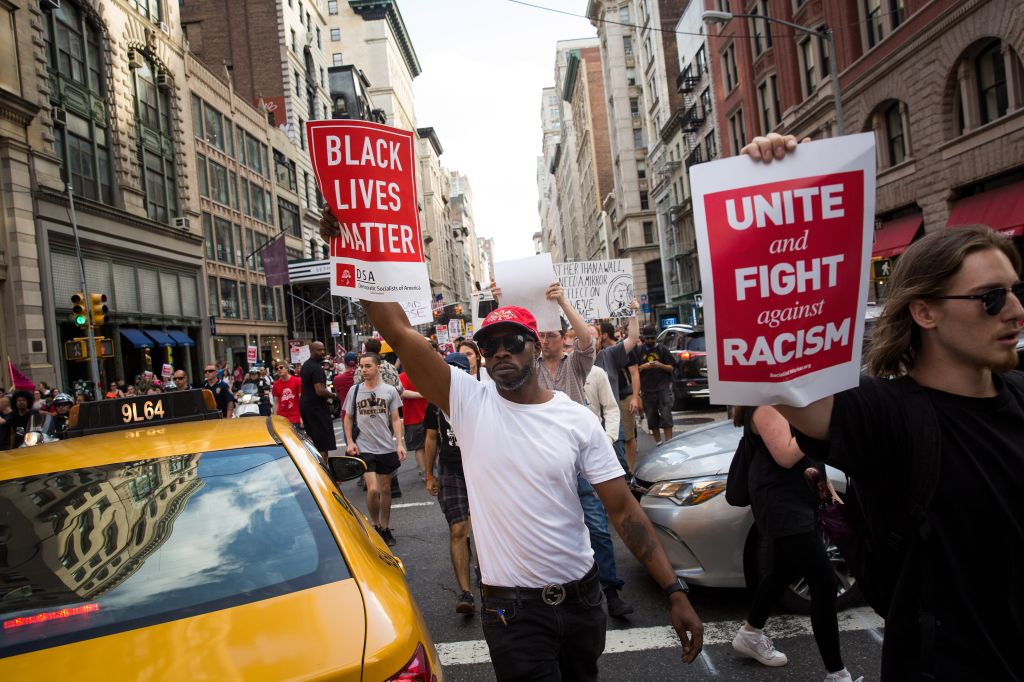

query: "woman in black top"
left=731, top=405, right=853, bottom=682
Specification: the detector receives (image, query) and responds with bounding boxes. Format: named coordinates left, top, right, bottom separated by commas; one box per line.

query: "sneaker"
left=391, top=480, right=402, bottom=498
left=380, top=527, right=396, bottom=547
left=732, top=625, right=788, bottom=667
left=455, top=591, right=475, bottom=615
left=823, top=670, right=860, bottom=682
left=603, top=586, right=635, bottom=617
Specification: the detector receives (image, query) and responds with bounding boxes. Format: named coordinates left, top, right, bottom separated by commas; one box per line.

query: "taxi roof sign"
left=67, top=390, right=222, bottom=438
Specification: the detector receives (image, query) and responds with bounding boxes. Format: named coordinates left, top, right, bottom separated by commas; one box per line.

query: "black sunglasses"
left=931, top=282, right=1024, bottom=316
left=479, top=333, right=530, bottom=358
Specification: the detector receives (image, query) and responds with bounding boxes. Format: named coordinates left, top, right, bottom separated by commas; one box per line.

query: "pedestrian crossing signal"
left=871, top=258, right=893, bottom=283
left=71, top=292, right=88, bottom=329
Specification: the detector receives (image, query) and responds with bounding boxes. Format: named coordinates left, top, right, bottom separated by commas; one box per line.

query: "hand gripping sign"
left=307, top=120, right=431, bottom=301
left=692, top=134, right=877, bottom=407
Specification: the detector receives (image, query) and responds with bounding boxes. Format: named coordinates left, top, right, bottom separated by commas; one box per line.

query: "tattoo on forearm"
left=619, top=513, right=658, bottom=564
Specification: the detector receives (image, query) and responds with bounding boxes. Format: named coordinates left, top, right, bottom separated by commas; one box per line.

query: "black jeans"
left=481, top=569, right=607, bottom=681
left=748, top=530, right=843, bottom=673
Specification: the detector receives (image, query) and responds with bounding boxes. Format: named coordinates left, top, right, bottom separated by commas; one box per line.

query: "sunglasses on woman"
left=931, top=282, right=1024, bottom=316
left=479, top=333, right=530, bottom=358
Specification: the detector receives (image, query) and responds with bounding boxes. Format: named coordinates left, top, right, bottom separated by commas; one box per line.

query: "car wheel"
left=745, top=527, right=861, bottom=615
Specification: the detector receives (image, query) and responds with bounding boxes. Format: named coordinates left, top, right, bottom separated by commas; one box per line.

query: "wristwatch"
left=662, top=577, right=690, bottom=597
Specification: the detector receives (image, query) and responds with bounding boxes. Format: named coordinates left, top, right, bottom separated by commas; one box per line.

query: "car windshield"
left=0, top=446, right=349, bottom=657
left=684, top=335, right=706, bottom=353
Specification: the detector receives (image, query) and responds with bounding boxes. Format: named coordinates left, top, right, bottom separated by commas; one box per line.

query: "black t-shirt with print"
left=826, top=372, right=1024, bottom=681
left=424, top=403, right=463, bottom=478
left=637, top=343, right=674, bottom=393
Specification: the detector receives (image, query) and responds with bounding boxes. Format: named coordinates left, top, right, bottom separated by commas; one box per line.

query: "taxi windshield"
left=0, top=446, right=349, bottom=657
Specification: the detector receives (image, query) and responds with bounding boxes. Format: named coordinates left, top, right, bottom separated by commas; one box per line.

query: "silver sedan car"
left=631, top=419, right=860, bottom=613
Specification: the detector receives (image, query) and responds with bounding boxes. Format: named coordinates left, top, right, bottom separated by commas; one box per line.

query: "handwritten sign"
left=290, top=344, right=311, bottom=365
left=555, top=259, right=635, bottom=319
left=493, top=254, right=561, bottom=331
left=307, top=119, right=430, bottom=301
left=692, top=134, right=876, bottom=407
left=401, top=300, right=433, bottom=326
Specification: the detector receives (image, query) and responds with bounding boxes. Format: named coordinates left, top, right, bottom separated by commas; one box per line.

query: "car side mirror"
left=330, top=455, right=366, bottom=482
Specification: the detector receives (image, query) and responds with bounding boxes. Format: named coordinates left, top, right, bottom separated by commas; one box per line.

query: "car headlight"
left=646, top=475, right=727, bottom=506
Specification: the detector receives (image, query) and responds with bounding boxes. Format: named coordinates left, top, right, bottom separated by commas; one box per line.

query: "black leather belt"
left=481, top=564, right=599, bottom=606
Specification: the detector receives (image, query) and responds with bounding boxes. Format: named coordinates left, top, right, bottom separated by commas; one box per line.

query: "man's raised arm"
left=363, top=302, right=452, bottom=414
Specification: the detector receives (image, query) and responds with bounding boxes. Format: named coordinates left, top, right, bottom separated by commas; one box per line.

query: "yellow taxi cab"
left=0, top=390, right=442, bottom=681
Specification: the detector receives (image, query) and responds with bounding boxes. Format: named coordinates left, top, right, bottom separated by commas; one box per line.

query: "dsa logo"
left=337, top=263, right=355, bottom=287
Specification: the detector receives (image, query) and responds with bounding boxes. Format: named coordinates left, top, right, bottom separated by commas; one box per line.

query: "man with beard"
left=300, top=341, right=336, bottom=459
left=746, top=132, right=1024, bottom=681
left=360, top=300, right=704, bottom=681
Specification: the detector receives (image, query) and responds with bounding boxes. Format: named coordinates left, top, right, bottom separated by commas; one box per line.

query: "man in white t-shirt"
left=362, top=300, right=704, bottom=681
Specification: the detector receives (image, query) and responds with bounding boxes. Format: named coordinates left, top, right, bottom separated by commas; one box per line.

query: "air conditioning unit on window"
left=39, top=0, right=60, bottom=11
left=52, top=106, right=67, bottom=128
left=127, top=50, right=143, bottom=70
left=174, top=216, right=192, bottom=231
left=160, top=22, right=170, bottom=35
left=156, top=71, right=172, bottom=90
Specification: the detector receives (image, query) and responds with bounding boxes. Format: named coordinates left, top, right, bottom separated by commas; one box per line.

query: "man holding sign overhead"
left=728, top=133, right=1024, bottom=682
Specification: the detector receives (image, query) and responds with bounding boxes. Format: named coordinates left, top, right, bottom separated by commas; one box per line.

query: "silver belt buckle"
left=541, top=583, right=566, bottom=606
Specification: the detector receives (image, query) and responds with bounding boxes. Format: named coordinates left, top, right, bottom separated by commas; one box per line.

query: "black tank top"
left=745, top=408, right=818, bottom=539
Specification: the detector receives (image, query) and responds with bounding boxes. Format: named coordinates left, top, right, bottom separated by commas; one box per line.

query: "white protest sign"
left=435, top=325, right=450, bottom=346
left=493, top=253, right=561, bottom=332
left=161, top=363, right=173, bottom=378
left=400, top=300, right=433, bottom=326
left=692, top=133, right=876, bottom=407
left=291, top=344, right=311, bottom=365
left=307, top=120, right=430, bottom=301
left=555, top=259, right=635, bottom=319
left=448, top=319, right=462, bottom=340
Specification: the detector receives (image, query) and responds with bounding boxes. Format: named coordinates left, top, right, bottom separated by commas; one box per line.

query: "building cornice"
left=417, top=127, right=443, bottom=156
left=0, top=88, right=41, bottom=127
left=348, top=0, right=423, bottom=79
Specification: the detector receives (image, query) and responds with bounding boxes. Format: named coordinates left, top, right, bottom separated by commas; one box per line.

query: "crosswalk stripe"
left=435, top=606, right=883, bottom=666
left=390, top=501, right=437, bottom=509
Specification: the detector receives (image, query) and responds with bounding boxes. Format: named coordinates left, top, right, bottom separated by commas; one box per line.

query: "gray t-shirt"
left=346, top=382, right=403, bottom=454
left=595, top=342, right=632, bottom=400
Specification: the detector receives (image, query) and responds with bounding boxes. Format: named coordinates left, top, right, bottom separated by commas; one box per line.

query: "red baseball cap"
left=474, top=305, right=540, bottom=343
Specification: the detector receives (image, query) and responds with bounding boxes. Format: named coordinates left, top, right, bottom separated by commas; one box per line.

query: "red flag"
left=8, top=359, right=35, bottom=392
left=261, top=235, right=290, bottom=287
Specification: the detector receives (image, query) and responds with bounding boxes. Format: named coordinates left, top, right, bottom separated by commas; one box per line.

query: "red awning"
left=872, top=214, right=922, bottom=258
left=947, top=179, right=1024, bottom=238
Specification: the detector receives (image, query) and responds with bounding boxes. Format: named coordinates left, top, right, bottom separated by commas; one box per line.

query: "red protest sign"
left=307, top=120, right=430, bottom=301
left=693, top=134, right=876, bottom=407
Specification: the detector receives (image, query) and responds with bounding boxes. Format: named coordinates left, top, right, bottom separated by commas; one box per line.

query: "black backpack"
left=725, top=410, right=755, bottom=507
left=818, top=372, right=1024, bottom=621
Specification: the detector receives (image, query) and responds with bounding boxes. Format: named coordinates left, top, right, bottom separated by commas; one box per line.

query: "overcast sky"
left=400, top=0, right=596, bottom=261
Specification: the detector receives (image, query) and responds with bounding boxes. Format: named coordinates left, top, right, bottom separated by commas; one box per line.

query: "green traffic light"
left=74, top=314, right=87, bottom=325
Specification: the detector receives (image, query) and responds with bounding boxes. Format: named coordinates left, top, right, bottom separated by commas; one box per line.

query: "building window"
left=315, top=27, right=321, bottom=49
left=705, top=130, right=718, bottom=160
left=291, top=29, right=297, bottom=53
left=279, top=198, right=301, bottom=237
left=127, top=0, right=161, bottom=23
left=865, top=0, right=884, bottom=48
left=636, top=160, right=646, bottom=179
left=239, top=283, right=249, bottom=320
left=618, top=5, right=629, bottom=23
left=208, top=160, right=228, bottom=205
left=632, top=128, right=644, bottom=149
left=133, top=58, right=177, bottom=223
left=250, top=284, right=261, bottom=320
left=45, top=2, right=112, bottom=204
left=298, top=118, right=305, bottom=150
left=643, top=221, right=654, bottom=243
left=328, top=0, right=338, bottom=15
left=332, top=53, right=343, bottom=66
left=330, top=28, right=340, bottom=41
left=640, top=191, right=649, bottom=210
left=749, top=0, right=772, bottom=56
left=729, top=109, right=746, bottom=155
left=626, top=67, right=637, bottom=86
left=884, top=101, right=906, bottom=166
left=890, top=0, right=905, bottom=28
left=757, top=75, right=780, bottom=134
left=214, top=217, right=234, bottom=265
left=700, top=87, right=712, bottom=116
left=274, top=150, right=297, bottom=191
left=220, top=279, right=239, bottom=319
left=196, top=154, right=208, bottom=198
left=722, top=43, right=738, bottom=92
left=629, top=97, right=640, bottom=119
left=202, top=213, right=214, bottom=260
left=208, top=276, right=219, bottom=316
left=228, top=170, right=238, bottom=209
left=623, top=35, right=633, bottom=56
left=800, top=39, right=817, bottom=96
left=977, top=40, right=1009, bottom=124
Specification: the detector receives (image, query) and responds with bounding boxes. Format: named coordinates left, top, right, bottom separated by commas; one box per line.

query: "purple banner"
left=262, top=235, right=290, bottom=286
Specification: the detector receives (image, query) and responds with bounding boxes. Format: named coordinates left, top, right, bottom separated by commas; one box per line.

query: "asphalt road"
left=333, top=405, right=883, bottom=681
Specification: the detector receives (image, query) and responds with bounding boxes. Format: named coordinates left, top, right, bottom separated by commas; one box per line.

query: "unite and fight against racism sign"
left=307, top=120, right=430, bottom=301
left=692, top=134, right=877, bottom=407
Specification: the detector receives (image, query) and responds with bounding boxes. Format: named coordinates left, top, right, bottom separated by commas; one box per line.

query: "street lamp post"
left=702, top=10, right=843, bottom=135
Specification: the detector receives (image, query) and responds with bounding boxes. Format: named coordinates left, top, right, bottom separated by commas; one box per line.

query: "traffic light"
left=71, top=292, right=88, bottom=330
left=90, top=292, right=108, bottom=326
left=454, top=304, right=463, bottom=316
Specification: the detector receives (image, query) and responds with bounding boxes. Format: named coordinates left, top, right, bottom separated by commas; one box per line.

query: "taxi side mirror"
left=330, top=456, right=367, bottom=482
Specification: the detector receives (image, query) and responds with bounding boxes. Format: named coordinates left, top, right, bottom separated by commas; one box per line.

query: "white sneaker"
left=732, top=625, right=788, bottom=667
left=823, top=671, right=861, bottom=682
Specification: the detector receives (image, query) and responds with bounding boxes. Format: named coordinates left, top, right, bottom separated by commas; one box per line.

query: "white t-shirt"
left=447, top=366, right=625, bottom=587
